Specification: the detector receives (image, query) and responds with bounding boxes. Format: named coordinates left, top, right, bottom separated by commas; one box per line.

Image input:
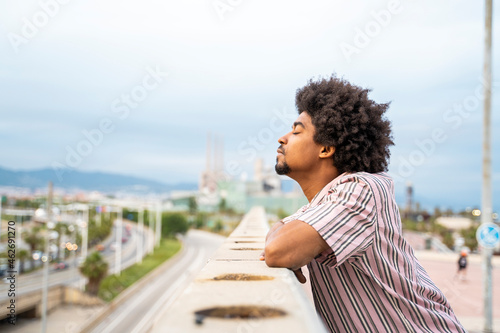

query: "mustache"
left=277, top=145, right=285, bottom=155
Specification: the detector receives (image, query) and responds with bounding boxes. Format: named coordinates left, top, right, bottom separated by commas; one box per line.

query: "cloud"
left=0, top=0, right=499, bottom=210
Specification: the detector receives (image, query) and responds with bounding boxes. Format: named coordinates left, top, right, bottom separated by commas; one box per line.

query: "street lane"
left=90, top=229, right=225, bottom=333
left=0, top=220, right=152, bottom=300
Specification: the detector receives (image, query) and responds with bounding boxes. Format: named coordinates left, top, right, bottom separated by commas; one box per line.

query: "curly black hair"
left=296, top=75, right=394, bottom=174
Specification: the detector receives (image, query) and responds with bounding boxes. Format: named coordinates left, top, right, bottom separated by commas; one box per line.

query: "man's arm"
left=264, top=220, right=330, bottom=271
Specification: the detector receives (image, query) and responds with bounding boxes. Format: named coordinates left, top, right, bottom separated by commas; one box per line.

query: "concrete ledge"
left=152, top=206, right=327, bottom=333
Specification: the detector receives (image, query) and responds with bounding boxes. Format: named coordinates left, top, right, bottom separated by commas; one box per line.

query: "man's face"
left=275, top=112, right=323, bottom=177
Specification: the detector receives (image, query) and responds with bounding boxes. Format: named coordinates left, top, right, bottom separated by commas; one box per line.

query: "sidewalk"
left=0, top=304, right=104, bottom=333
left=299, top=235, right=500, bottom=333
left=416, top=250, right=500, bottom=333
left=405, top=230, right=500, bottom=332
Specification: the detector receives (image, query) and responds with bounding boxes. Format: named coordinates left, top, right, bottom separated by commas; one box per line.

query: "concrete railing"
left=153, top=206, right=327, bottom=333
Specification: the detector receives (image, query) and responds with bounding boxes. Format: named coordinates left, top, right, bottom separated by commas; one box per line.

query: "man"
left=262, top=76, right=465, bottom=332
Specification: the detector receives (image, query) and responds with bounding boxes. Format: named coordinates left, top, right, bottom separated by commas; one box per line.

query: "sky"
left=0, top=0, right=499, bottom=212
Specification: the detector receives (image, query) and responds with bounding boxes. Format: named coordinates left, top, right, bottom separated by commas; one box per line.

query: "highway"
left=0, top=219, right=152, bottom=300
left=90, top=229, right=225, bottom=333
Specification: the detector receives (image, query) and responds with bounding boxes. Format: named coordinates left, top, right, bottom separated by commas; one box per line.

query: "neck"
left=294, top=167, right=340, bottom=202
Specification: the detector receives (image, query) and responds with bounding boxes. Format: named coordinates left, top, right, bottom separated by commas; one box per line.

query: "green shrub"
left=162, top=213, right=189, bottom=237
left=98, top=238, right=181, bottom=302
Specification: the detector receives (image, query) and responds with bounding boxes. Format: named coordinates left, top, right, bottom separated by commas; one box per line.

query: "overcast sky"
left=1, top=0, right=499, bottom=212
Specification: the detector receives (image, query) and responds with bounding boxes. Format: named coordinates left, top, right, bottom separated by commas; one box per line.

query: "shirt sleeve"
left=281, top=204, right=308, bottom=224
left=295, top=180, right=377, bottom=267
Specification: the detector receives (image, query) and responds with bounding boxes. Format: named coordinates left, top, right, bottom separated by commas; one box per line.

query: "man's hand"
left=260, top=250, right=307, bottom=284
left=292, top=267, right=307, bottom=284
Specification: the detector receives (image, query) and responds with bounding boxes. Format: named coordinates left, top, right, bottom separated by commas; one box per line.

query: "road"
left=0, top=219, right=152, bottom=300
left=89, top=229, right=225, bottom=333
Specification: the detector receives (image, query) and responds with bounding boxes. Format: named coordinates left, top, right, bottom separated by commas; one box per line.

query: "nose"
left=278, top=134, right=287, bottom=145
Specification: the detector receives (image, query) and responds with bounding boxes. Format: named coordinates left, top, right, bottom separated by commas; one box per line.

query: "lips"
left=277, top=148, right=284, bottom=155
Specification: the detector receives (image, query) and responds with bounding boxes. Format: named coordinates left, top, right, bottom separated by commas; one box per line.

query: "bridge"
left=0, top=283, right=102, bottom=320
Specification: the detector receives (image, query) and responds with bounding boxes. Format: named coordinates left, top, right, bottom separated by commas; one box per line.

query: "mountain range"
left=0, top=166, right=197, bottom=193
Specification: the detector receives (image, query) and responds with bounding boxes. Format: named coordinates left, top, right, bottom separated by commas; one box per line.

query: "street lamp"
left=41, top=182, right=53, bottom=333
left=137, top=207, right=144, bottom=264
left=115, top=206, right=123, bottom=276
left=156, top=202, right=162, bottom=248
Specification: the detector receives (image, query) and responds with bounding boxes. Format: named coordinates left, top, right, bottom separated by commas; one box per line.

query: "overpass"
left=0, top=283, right=102, bottom=321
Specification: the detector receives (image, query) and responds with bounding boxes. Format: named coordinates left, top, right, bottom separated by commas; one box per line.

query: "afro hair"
left=295, top=75, right=394, bottom=174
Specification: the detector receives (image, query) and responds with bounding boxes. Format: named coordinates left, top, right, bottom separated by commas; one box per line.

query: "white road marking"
left=97, top=247, right=196, bottom=333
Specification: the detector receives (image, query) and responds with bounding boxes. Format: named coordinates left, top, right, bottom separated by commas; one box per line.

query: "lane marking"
left=133, top=247, right=207, bottom=333
left=96, top=247, right=196, bottom=333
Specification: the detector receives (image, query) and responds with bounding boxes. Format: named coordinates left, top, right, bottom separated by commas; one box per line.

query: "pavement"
left=403, top=231, right=500, bottom=332
left=415, top=250, right=500, bottom=333
left=299, top=232, right=500, bottom=333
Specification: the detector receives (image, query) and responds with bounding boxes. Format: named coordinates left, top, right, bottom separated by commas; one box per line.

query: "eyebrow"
left=292, top=121, right=305, bottom=130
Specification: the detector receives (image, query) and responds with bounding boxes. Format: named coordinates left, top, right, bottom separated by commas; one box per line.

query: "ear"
left=319, top=146, right=335, bottom=159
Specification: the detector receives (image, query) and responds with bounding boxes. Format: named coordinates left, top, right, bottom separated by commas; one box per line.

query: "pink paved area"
left=408, top=230, right=500, bottom=332
left=417, top=251, right=500, bottom=332
left=300, top=231, right=500, bottom=332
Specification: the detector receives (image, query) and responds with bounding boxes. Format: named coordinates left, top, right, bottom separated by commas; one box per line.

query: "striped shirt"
left=282, top=172, right=466, bottom=333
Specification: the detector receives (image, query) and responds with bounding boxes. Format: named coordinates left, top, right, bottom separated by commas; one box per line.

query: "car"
left=96, top=244, right=105, bottom=252
left=53, top=262, right=68, bottom=270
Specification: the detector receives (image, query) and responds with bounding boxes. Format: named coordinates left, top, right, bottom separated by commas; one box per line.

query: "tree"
left=188, top=197, right=198, bottom=215
left=162, top=213, right=189, bottom=238
left=193, top=212, right=207, bottom=229
left=18, top=249, right=29, bottom=274
left=460, top=225, right=479, bottom=252
left=24, top=227, right=45, bottom=269
left=441, top=232, right=455, bottom=250
left=54, top=223, right=67, bottom=261
left=79, top=251, right=109, bottom=295
left=218, top=198, right=226, bottom=213
left=212, top=219, right=224, bottom=233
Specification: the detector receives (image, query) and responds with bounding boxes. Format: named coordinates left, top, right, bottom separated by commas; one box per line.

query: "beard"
left=275, top=159, right=292, bottom=175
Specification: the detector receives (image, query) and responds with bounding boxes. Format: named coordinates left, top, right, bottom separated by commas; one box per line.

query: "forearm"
left=265, top=221, right=284, bottom=244
left=263, top=220, right=330, bottom=270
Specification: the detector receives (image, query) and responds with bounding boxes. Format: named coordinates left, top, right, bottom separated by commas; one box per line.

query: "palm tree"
left=18, top=249, right=29, bottom=273
left=79, top=251, right=108, bottom=295
left=54, top=223, right=67, bottom=261
left=23, top=227, right=45, bottom=269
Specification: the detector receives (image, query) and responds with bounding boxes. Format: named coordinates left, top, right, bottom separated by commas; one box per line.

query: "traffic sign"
left=476, top=223, right=500, bottom=249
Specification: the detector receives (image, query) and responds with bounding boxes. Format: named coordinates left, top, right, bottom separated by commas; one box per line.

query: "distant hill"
left=0, top=166, right=197, bottom=193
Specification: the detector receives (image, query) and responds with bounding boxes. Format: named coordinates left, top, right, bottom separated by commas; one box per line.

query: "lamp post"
left=149, top=207, right=155, bottom=254
left=137, top=207, right=144, bottom=264
left=481, top=1, right=494, bottom=332
left=115, top=206, right=123, bottom=276
left=155, top=202, right=161, bottom=247
left=41, top=182, right=53, bottom=333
